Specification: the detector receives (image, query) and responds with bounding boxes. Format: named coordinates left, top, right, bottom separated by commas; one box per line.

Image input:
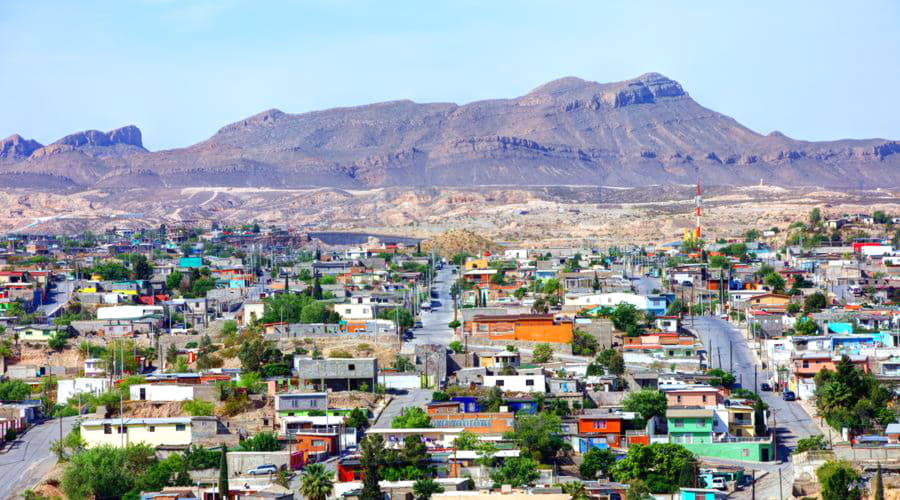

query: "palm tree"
left=300, top=463, right=334, bottom=500
left=560, top=481, right=590, bottom=500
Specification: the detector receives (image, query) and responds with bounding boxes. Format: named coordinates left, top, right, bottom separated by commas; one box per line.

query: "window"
left=742, top=448, right=749, bottom=457
left=148, top=425, right=155, bottom=432
left=118, top=425, right=126, bottom=434
left=525, top=379, right=534, bottom=386
left=674, top=419, right=684, bottom=428
left=175, top=424, right=186, bottom=431
left=310, top=400, right=318, bottom=407
left=348, top=364, right=355, bottom=371
left=802, top=360, right=809, bottom=368
left=702, top=395, right=707, bottom=403
left=594, top=420, right=606, bottom=430
left=104, top=424, right=112, bottom=434
left=496, top=380, right=504, bottom=387
left=676, top=395, right=682, bottom=403
left=313, top=440, right=325, bottom=447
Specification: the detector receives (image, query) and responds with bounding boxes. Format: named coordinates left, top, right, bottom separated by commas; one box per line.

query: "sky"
left=1, top=1, right=899, bottom=151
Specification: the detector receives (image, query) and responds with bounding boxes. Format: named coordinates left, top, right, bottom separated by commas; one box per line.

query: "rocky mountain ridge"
left=2, top=73, right=898, bottom=189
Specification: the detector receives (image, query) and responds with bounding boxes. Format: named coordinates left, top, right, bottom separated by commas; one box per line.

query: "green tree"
left=448, top=320, right=461, bottom=331
left=803, top=292, right=827, bottom=314
left=794, top=435, right=828, bottom=454
left=166, top=271, right=184, bottom=291
left=579, top=447, right=616, bottom=479
left=413, top=478, right=445, bottom=500
left=490, top=456, right=541, bottom=488
left=448, top=340, right=464, bottom=353
left=300, top=463, right=334, bottom=500
left=561, top=481, right=590, bottom=500
left=571, top=330, right=599, bottom=356
left=875, top=462, right=885, bottom=500
left=816, top=460, right=861, bottom=500
left=346, top=407, right=370, bottom=431
left=794, top=318, right=819, bottom=336
left=708, top=255, right=730, bottom=269
left=219, top=447, right=229, bottom=500
left=622, top=390, right=667, bottom=427
left=532, top=343, right=553, bottom=363
left=182, top=399, right=215, bottom=416
left=508, top=412, right=566, bottom=462
left=48, top=330, right=68, bottom=351
left=625, top=479, right=653, bottom=500
left=610, top=443, right=698, bottom=494
left=392, top=407, right=431, bottom=428
left=131, top=254, right=154, bottom=281
left=379, top=308, right=414, bottom=330
left=705, top=368, right=736, bottom=388
left=810, top=207, right=822, bottom=225
left=453, top=430, right=479, bottom=450
left=359, top=434, right=386, bottom=500
left=239, top=432, right=281, bottom=451
left=0, top=380, right=31, bottom=400
left=610, top=303, right=640, bottom=332
left=764, top=272, right=786, bottom=293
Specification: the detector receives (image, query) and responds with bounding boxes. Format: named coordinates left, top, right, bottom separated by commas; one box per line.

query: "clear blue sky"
left=2, top=1, right=899, bottom=151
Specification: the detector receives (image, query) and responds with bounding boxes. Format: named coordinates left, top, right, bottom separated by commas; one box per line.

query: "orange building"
left=295, top=432, right=339, bottom=458
left=466, top=314, right=573, bottom=344
left=426, top=402, right=462, bottom=416
left=430, top=411, right=514, bottom=435
left=664, top=387, right=723, bottom=407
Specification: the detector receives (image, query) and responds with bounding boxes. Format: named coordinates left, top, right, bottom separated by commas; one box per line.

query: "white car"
left=246, top=464, right=278, bottom=475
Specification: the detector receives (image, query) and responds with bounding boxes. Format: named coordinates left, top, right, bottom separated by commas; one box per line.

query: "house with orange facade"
left=295, top=431, right=339, bottom=461
left=574, top=410, right=642, bottom=452
left=465, top=314, right=574, bottom=344
left=790, top=352, right=869, bottom=399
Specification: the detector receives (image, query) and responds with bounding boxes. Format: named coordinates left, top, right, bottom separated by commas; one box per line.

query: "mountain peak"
left=0, top=133, right=44, bottom=159
left=53, top=125, right=143, bottom=149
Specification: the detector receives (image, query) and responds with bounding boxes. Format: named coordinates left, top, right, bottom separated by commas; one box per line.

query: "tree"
left=448, top=340, right=464, bottom=353
left=0, top=380, right=31, bottom=400
left=413, top=478, right=445, bottom=500
left=166, top=271, right=184, bottom=292
left=810, top=207, right=822, bottom=225
left=803, top=292, right=827, bottom=314
left=490, top=456, right=541, bottom=488
left=131, top=255, right=154, bottom=281
left=453, top=430, right=479, bottom=450
left=188, top=277, right=217, bottom=298
left=62, top=446, right=132, bottom=499
left=579, top=447, right=616, bottom=479
left=764, top=272, right=786, bottom=293
left=622, top=390, right=667, bottom=427
left=219, top=447, right=229, bottom=500
left=611, top=443, right=698, bottom=494
left=532, top=343, right=553, bottom=363
left=816, top=460, right=861, bottom=500
left=705, top=368, right=736, bottom=388
left=708, top=255, right=730, bottom=269
left=561, top=482, right=590, bottom=500
left=346, top=407, right=370, bottom=431
left=610, top=303, right=640, bottom=332
left=571, top=330, right=598, bottom=356
left=300, top=463, right=334, bottom=500
left=875, top=462, right=885, bottom=500
left=392, top=407, right=431, bottom=428
left=509, top=412, right=566, bottom=462
left=379, top=308, right=414, bottom=330
left=625, top=479, right=653, bottom=500
left=48, top=331, right=68, bottom=351
left=239, top=432, right=281, bottom=451
left=794, top=318, right=819, bottom=336
left=359, top=434, right=386, bottom=500
left=448, top=320, right=461, bottom=330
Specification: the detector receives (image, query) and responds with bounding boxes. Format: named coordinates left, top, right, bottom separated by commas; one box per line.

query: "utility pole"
left=717, top=347, right=722, bottom=372
left=729, top=343, right=733, bottom=373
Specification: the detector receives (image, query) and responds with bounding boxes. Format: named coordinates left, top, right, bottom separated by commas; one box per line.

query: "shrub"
left=330, top=349, right=353, bottom=358
left=182, top=399, right=215, bottom=416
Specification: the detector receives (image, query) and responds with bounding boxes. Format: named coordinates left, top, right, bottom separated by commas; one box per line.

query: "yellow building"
left=727, top=405, right=757, bottom=437
left=80, top=417, right=194, bottom=448
left=15, top=325, right=60, bottom=342
left=464, top=258, right=489, bottom=271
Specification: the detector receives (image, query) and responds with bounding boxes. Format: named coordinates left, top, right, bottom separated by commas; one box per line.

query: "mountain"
left=2, top=73, right=899, bottom=190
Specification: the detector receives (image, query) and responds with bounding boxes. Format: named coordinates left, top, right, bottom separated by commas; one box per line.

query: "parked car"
left=414, top=321, right=423, bottom=329
left=246, top=464, right=278, bottom=475
left=711, top=477, right=727, bottom=491
left=760, top=383, right=772, bottom=392
left=782, top=390, right=797, bottom=401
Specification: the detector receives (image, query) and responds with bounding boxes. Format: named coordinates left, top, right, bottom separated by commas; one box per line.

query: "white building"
left=96, top=305, right=163, bottom=321
left=483, top=375, right=546, bottom=393
left=129, top=384, right=196, bottom=402
left=335, top=303, right=375, bottom=320
left=57, top=378, right=111, bottom=406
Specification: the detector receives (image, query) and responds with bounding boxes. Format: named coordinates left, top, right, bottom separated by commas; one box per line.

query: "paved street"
left=37, top=279, right=75, bottom=318
left=409, top=265, right=455, bottom=346
left=372, top=388, right=433, bottom=429
left=0, top=417, right=76, bottom=499
left=688, top=316, right=820, bottom=499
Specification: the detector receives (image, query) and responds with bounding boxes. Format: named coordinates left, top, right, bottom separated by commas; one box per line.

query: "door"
left=761, top=448, right=769, bottom=462
left=139, top=388, right=146, bottom=400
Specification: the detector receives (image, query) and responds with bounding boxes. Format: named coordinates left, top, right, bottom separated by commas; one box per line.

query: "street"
left=687, top=316, right=820, bottom=499
left=37, top=279, right=75, bottom=318
left=409, top=265, right=455, bottom=346
left=371, top=389, right=433, bottom=429
left=0, top=417, right=76, bottom=499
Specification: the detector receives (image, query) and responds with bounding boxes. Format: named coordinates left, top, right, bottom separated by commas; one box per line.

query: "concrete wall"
left=130, top=384, right=195, bottom=402
left=228, top=451, right=293, bottom=474
left=294, top=357, right=377, bottom=380
left=680, top=439, right=775, bottom=462
left=58, top=378, right=110, bottom=404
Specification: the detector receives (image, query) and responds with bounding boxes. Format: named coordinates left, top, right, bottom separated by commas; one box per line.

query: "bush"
left=448, top=340, right=464, bottom=354
left=239, top=432, right=281, bottom=452
left=182, top=399, right=215, bottom=416
left=5, top=427, right=17, bottom=441
left=330, top=349, right=353, bottom=358
left=532, top=344, right=553, bottom=363
left=184, top=342, right=198, bottom=349
left=795, top=435, right=828, bottom=454
left=392, top=407, right=431, bottom=428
